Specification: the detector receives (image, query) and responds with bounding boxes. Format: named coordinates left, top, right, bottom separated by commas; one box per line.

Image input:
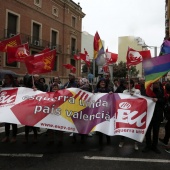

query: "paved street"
left=0, top=123, right=169, bottom=170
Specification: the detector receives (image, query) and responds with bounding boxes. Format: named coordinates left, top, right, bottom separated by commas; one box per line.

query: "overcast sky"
left=73, top=0, right=165, bottom=55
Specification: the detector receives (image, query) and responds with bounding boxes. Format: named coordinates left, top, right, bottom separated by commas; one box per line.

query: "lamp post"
left=135, top=37, right=158, bottom=57
left=141, top=45, right=157, bottom=57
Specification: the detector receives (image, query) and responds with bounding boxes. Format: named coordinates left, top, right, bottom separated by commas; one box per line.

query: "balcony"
left=3, top=30, right=62, bottom=54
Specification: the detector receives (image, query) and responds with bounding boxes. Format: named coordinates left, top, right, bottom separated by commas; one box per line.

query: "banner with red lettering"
left=0, top=87, right=155, bottom=142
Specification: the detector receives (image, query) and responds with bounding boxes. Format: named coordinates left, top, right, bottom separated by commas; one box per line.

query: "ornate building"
left=0, top=0, right=85, bottom=82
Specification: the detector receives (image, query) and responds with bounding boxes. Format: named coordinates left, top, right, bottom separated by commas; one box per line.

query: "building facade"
left=0, top=0, right=85, bottom=82
left=118, top=36, right=143, bottom=78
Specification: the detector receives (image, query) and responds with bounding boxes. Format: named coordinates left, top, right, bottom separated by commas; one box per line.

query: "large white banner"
left=0, top=87, right=155, bottom=142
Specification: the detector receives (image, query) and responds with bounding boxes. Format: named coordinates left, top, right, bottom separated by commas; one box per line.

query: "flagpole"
left=92, top=59, right=95, bottom=91
left=128, top=68, right=131, bottom=93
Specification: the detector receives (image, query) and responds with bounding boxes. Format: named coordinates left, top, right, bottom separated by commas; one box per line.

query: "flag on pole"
left=102, top=64, right=109, bottom=73
left=63, top=64, right=76, bottom=73
left=0, top=34, right=22, bottom=52
left=7, top=43, right=30, bottom=63
left=93, top=31, right=105, bottom=65
left=25, top=50, right=56, bottom=74
left=105, top=48, right=118, bottom=64
left=159, top=40, right=170, bottom=55
left=126, top=47, right=151, bottom=68
left=74, top=48, right=90, bottom=67
left=143, top=53, right=170, bottom=90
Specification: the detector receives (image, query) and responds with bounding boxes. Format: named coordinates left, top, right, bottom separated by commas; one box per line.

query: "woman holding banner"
left=94, top=78, right=113, bottom=151
left=1, top=74, right=19, bottom=143
left=118, top=79, right=141, bottom=150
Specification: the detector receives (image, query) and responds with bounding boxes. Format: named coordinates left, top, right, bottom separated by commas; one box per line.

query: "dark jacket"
left=152, top=88, right=164, bottom=122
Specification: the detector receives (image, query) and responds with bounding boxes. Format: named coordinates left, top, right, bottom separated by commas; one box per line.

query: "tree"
left=113, top=61, right=139, bottom=78
left=82, top=61, right=98, bottom=76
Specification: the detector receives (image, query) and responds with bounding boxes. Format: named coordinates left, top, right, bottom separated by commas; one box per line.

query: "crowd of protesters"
left=0, top=72, right=170, bottom=154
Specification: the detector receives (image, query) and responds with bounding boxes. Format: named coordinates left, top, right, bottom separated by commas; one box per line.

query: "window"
left=71, top=16, right=76, bottom=28
left=71, top=38, right=76, bottom=55
left=34, top=0, right=42, bottom=8
left=32, top=22, right=40, bottom=46
left=51, top=30, right=58, bottom=49
left=52, top=6, right=58, bottom=17
left=7, top=13, right=18, bottom=37
left=71, top=59, right=75, bottom=67
left=6, top=12, right=19, bottom=67
left=53, top=55, right=58, bottom=71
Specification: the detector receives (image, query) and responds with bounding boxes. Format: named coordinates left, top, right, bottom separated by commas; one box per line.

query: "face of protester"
left=153, top=81, right=159, bottom=89
left=54, top=77, right=60, bottom=83
left=3, top=75, right=12, bottom=85
left=99, top=80, right=106, bottom=88
left=114, top=80, right=119, bottom=87
left=68, top=75, right=75, bottom=81
left=34, top=75, right=39, bottom=82
left=52, top=84, right=59, bottom=92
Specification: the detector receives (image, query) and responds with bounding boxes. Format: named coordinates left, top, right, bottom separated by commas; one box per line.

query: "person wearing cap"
left=118, top=79, right=141, bottom=151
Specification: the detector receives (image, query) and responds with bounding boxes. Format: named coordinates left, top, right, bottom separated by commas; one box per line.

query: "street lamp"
left=135, top=37, right=158, bottom=57
left=141, top=44, right=157, bottom=57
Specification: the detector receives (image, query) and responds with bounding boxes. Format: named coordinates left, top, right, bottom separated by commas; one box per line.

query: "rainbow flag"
left=160, top=39, right=170, bottom=55
left=143, top=53, right=170, bottom=89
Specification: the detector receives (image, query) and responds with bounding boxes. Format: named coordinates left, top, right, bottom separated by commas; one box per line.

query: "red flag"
left=80, top=48, right=90, bottom=67
left=25, top=50, right=56, bottom=74
left=38, top=47, right=51, bottom=54
left=74, top=48, right=90, bottom=67
left=74, top=54, right=81, bottom=60
left=105, top=48, right=118, bottom=64
left=0, top=34, right=22, bottom=52
left=102, top=64, right=109, bottom=73
left=63, top=64, right=76, bottom=73
left=126, top=47, right=151, bottom=67
left=7, top=43, right=30, bottom=63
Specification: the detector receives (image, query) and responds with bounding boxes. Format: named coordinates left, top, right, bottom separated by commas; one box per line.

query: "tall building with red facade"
left=0, top=0, right=85, bottom=82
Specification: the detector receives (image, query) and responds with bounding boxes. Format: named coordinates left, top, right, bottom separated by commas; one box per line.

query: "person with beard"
left=142, top=81, right=164, bottom=154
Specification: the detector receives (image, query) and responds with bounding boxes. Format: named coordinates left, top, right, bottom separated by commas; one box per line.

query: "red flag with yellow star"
left=0, top=34, right=21, bottom=52
left=7, top=43, right=30, bottom=63
left=25, top=49, right=56, bottom=74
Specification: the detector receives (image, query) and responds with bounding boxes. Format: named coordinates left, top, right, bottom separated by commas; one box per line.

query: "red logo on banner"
left=0, top=89, right=18, bottom=106
left=11, top=89, right=73, bottom=126
left=115, top=98, right=147, bottom=129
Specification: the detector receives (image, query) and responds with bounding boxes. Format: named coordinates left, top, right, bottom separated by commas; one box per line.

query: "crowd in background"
left=0, top=72, right=170, bottom=154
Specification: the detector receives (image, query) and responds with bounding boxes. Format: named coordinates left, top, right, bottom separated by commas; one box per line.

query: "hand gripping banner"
left=0, top=87, right=155, bottom=142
